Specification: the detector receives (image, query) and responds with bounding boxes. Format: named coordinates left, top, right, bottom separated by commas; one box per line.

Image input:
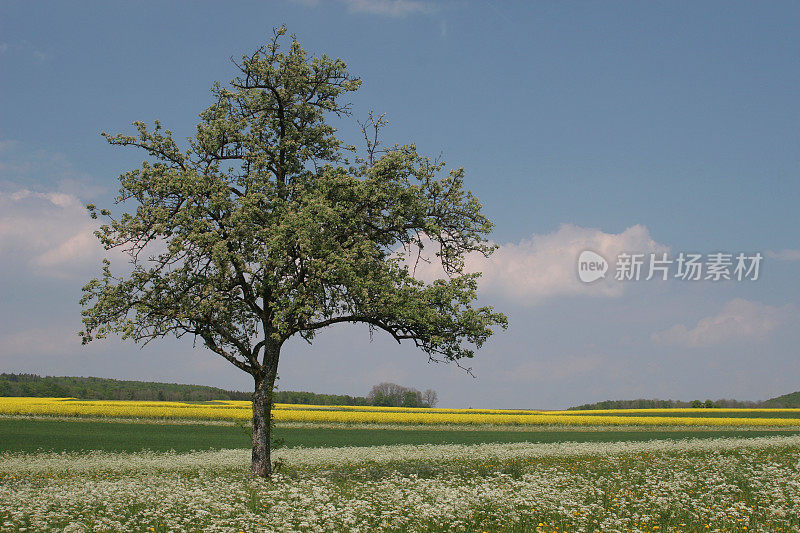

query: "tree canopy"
left=80, top=27, right=507, bottom=477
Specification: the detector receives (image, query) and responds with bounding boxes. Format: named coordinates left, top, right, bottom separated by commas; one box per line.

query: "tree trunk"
left=251, top=372, right=276, bottom=477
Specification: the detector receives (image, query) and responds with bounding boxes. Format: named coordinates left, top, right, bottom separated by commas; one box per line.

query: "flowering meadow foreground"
left=2, top=436, right=800, bottom=532
left=2, top=399, right=800, bottom=532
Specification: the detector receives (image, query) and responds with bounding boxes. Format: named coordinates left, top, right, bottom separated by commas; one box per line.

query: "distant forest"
left=0, top=373, right=370, bottom=405
left=5, top=373, right=796, bottom=409
left=569, top=393, right=800, bottom=410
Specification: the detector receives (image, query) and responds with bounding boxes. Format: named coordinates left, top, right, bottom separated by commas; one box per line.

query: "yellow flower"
left=2, top=397, right=799, bottom=427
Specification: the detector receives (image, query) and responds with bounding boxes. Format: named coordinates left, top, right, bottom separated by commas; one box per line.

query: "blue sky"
left=1, top=1, right=798, bottom=408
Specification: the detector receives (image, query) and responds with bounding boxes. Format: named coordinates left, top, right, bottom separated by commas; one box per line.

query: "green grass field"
left=2, top=417, right=799, bottom=453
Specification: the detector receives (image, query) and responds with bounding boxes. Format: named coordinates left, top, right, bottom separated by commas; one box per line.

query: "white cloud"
left=407, top=224, right=668, bottom=305
left=35, top=231, right=101, bottom=269
left=651, top=298, right=797, bottom=348
left=0, top=141, right=116, bottom=278
left=342, top=0, right=433, bottom=16
left=0, top=189, right=111, bottom=278
left=296, top=0, right=435, bottom=17
left=767, top=249, right=800, bottom=261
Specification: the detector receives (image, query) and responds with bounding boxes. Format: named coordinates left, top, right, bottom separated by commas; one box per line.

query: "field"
left=4, top=397, right=800, bottom=426
left=2, top=398, right=800, bottom=532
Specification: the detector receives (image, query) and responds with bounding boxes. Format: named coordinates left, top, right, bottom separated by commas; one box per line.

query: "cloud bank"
left=651, top=298, right=797, bottom=347
left=0, top=189, right=106, bottom=278
left=409, top=224, right=668, bottom=306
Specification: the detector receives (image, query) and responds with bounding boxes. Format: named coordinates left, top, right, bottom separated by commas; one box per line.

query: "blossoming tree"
left=79, top=27, right=507, bottom=477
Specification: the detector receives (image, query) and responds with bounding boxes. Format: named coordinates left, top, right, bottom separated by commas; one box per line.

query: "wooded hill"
left=762, top=391, right=800, bottom=408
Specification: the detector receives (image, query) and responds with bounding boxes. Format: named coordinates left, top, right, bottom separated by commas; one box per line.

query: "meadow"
left=4, top=417, right=800, bottom=454
left=2, top=398, right=800, bottom=532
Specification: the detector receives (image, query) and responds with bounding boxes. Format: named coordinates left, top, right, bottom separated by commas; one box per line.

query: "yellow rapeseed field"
left=2, top=397, right=800, bottom=427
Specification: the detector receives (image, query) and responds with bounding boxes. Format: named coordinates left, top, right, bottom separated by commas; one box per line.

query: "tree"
left=365, top=382, right=437, bottom=408
left=368, top=382, right=403, bottom=406
left=79, top=27, right=507, bottom=478
left=367, top=382, right=424, bottom=407
left=411, top=391, right=422, bottom=406
left=371, top=391, right=392, bottom=407
left=422, top=388, right=438, bottom=408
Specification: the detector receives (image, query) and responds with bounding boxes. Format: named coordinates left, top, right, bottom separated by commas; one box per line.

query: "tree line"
left=568, top=398, right=781, bottom=410
left=0, top=373, right=252, bottom=401
left=0, top=374, right=437, bottom=407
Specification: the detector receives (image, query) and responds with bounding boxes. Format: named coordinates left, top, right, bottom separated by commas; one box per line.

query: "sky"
left=0, top=0, right=798, bottom=408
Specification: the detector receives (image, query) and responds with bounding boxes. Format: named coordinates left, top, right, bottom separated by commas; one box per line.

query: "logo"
left=578, top=250, right=608, bottom=283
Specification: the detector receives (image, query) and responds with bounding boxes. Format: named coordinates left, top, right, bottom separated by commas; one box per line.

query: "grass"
left=2, top=417, right=799, bottom=453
